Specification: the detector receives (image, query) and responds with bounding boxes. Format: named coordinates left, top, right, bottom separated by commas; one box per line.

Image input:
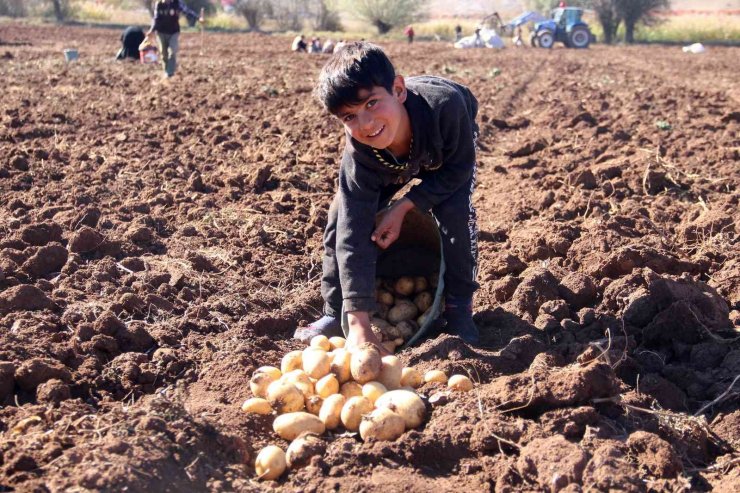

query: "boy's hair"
left=315, top=42, right=396, bottom=115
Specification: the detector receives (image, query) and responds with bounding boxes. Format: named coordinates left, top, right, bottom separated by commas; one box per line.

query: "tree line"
left=0, top=0, right=670, bottom=44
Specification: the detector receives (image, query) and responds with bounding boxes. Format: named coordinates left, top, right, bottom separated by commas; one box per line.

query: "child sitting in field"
left=294, top=42, right=480, bottom=352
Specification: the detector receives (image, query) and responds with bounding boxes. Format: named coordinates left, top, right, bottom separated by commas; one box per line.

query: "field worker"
left=146, top=0, right=202, bottom=78
left=309, top=37, right=323, bottom=54
left=404, top=25, right=415, bottom=43
left=292, top=34, right=307, bottom=52
left=322, top=39, right=335, bottom=54
left=294, top=42, right=480, bottom=351
left=454, top=24, right=462, bottom=41
left=116, top=26, right=145, bottom=61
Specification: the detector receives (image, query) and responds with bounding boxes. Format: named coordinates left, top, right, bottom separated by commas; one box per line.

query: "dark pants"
left=321, top=170, right=479, bottom=317
left=117, top=26, right=145, bottom=60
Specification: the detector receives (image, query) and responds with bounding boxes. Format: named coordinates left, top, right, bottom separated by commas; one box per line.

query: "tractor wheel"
left=569, top=27, right=590, bottom=48
left=536, top=31, right=554, bottom=49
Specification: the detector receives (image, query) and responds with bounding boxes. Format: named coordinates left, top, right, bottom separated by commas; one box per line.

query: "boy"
left=146, top=0, right=202, bottom=78
left=295, top=42, right=480, bottom=351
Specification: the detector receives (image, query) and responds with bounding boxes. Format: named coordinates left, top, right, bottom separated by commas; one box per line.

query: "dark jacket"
left=116, top=26, right=145, bottom=60
left=336, top=76, right=478, bottom=313
left=151, top=0, right=198, bottom=35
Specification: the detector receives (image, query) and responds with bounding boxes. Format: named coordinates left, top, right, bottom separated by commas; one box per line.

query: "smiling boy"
left=295, top=42, right=480, bottom=351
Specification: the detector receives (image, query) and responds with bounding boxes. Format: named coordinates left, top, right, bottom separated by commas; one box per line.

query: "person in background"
left=322, top=39, right=335, bottom=54
left=146, top=0, right=202, bottom=78
left=292, top=34, right=308, bottom=52
left=454, top=24, right=462, bottom=41
left=116, top=26, right=145, bottom=61
left=404, top=25, right=415, bottom=43
left=309, top=37, right=323, bottom=54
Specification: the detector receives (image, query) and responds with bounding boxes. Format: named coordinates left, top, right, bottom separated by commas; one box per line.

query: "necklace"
left=371, top=133, right=413, bottom=171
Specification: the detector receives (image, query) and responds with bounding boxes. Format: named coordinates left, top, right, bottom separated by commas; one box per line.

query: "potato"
left=255, top=445, right=286, bottom=480
left=305, top=395, right=324, bottom=415
left=417, top=308, right=434, bottom=327
left=319, top=394, right=346, bottom=430
left=281, top=350, right=303, bottom=374
left=329, top=336, right=346, bottom=350
left=448, top=374, right=474, bottom=392
left=302, top=347, right=331, bottom=379
left=350, top=343, right=382, bottom=384
left=413, top=291, right=433, bottom=313
left=424, top=370, right=448, bottom=384
left=282, top=370, right=315, bottom=398
left=362, top=381, right=387, bottom=404
left=413, top=276, right=428, bottom=293
left=394, top=276, right=415, bottom=296
left=376, top=289, right=395, bottom=306
left=340, top=396, right=373, bottom=431
left=340, top=381, right=363, bottom=399
left=315, top=374, right=339, bottom=398
left=381, top=341, right=397, bottom=354
left=241, top=397, right=272, bottom=415
left=395, top=320, right=416, bottom=339
left=359, top=408, right=406, bottom=442
left=374, top=303, right=390, bottom=321
left=370, top=317, right=392, bottom=332
left=255, top=366, right=282, bottom=381
left=310, top=335, right=332, bottom=351
left=331, top=349, right=352, bottom=383
left=394, top=337, right=404, bottom=347
left=377, top=355, right=402, bottom=390
left=388, top=300, right=418, bottom=324
left=400, top=367, right=423, bottom=388
left=250, top=372, right=276, bottom=398
left=266, top=381, right=304, bottom=414
left=286, top=433, right=327, bottom=470
left=374, top=390, right=426, bottom=429
left=273, top=412, right=326, bottom=440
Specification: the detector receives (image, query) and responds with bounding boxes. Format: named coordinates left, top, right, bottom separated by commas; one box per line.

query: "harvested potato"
left=400, top=367, right=423, bottom=388
left=362, top=381, right=387, bottom=404
left=310, top=335, right=332, bottom=351
left=359, top=408, right=406, bottom=442
left=319, top=394, right=346, bottom=430
left=255, top=445, right=286, bottom=480
left=377, top=355, right=402, bottom=390
left=376, top=289, right=395, bottom=305
left=241, top=397, right=272, bottom=415
left=286, top=433, right=327, bottom=470
left=282, top=370, right=315, bottom=398
left=315, top=374, right=339, bottom=398
left=448, top=374, right=474, bottom=392
left=305, top=395, right=324, bottom=415
left=281, top=350, right=303, bottom=374
left=255, top=366, right=282, bottom=381
left=395, top=320, right=416, bottom=339
left=329, top=336, right=346, bottom=349
left=381, top=341, right=397, bottom=353
left=374, top=303, right=390, bottom=320
left=388, top=300, right=418, bottom=324
left=302, top=347, right=331, bottom=379
left=250, top=372, right=276, bottom=398
left=394, top=277, right=415, bottom=296
left=331, top=349, right=352, bottom=383
left=424, top=370, right=448, bottom=384
left=340, top=396, right=373, bottom=431
left=375, top=390, right=426, bottom=429
left=273, top=412, right=326, bottom=440
left=266, top=381, right=305, bottom=414
left=413, top=291, right=433, bottom=313
left=350, top=343, right=382, bottom=384
left=340, top=381, right=363, bottom=399
left=370, top=317, right=392, bottom=332
left=417, top=308, right=435, bottom=327
left=413, top=276, right=428, bottom=293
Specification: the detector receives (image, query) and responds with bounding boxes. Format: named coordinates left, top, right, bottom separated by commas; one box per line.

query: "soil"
left=1, top=22, right=738, bottom=492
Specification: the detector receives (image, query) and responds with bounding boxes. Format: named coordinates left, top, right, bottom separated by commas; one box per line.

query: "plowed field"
left=1, top=23, right=739, bottom=492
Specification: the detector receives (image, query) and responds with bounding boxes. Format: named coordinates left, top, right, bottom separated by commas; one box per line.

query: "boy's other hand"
left=372, top=198, right=415, bottom=250
left=346, top=311, right=391, bottom=356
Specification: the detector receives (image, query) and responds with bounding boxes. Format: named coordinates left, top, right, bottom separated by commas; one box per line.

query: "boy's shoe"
left=443, top=298, right=479, bottom=345
left=293, top=315, right=343, bottom=342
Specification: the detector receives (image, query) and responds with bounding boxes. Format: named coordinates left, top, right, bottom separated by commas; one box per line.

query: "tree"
left=310, top=0, right=342, bottom=31
left=271, top=0, right=305, bottom=31
left=236, top=0, right=271, bottom=31
left=50, top=0, right=64, bottom=21
left=615, top=0, right=670, bottom=43
left=348, top=0, right=427, bottom=34
left=590, top=0, right=620, bottom=44
left=0, top=0, right=27, bottom=17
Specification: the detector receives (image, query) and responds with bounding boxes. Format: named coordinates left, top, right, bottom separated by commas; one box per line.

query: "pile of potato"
left=242, top=335, right=474, bottom=480
left=372, top=274, right=439, bottom=352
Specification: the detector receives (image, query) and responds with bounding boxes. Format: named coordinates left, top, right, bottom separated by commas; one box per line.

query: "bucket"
left=341, top=207, right=446, bottom=349
left=139, top=46, right=159, bottom=64
left=63, top=49, right=78, bottom=62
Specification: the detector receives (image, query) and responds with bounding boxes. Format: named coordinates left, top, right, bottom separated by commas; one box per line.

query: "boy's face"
left=335, top=76, right=409, bottom=152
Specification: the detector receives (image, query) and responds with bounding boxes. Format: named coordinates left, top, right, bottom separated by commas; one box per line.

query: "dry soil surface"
left=0, top=23, right=739, bottom=492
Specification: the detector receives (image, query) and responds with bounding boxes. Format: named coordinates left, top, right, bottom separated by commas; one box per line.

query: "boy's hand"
left=346, top=311, right=391, bottom=356
left=372, top=198, right=415, bottom=250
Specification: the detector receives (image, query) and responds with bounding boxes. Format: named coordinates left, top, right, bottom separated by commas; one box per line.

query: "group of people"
left=291, top=35, right=347, bottom=54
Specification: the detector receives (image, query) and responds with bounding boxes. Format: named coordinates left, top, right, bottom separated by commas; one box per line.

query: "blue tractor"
left=531, top=7, right=593, bottom=49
